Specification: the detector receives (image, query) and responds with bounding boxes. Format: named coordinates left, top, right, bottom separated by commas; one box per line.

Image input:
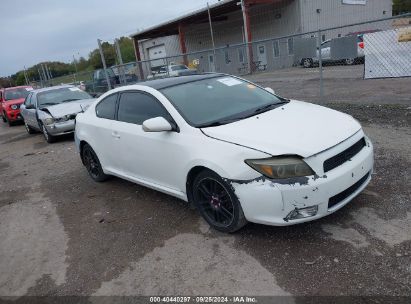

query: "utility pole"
left=45, top=64, right=53, bottom=83
left=72, top=55, right=78, bottom=83
left=97, top=39, right=112, bottom=90
left=23, top=66, right=29, bottom=85
left=37, top=68, right=44, bottom=87
left=114, top=38, right=126, bottom=85
left=240, top=0, right=252, bottom=74
left=41, top=64, right=48, bottom=86
left=207, top=2, right=217, bottom=72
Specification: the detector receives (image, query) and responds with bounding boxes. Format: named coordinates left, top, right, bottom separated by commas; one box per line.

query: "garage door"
left=148, top=45, right=167, bottom=68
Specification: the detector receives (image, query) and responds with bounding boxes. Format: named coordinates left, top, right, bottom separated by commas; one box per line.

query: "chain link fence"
left=48, top=13, right=411, bottom=103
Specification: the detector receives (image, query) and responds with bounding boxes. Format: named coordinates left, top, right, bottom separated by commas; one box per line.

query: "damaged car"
left=20, top=85, right=95, bottom=143
left=75, top=74, right=374, bottom=233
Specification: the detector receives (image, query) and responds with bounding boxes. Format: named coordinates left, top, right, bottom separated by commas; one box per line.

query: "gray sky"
left=0, top=0, right=215, bottom=77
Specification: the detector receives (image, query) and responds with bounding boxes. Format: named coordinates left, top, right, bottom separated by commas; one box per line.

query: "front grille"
left=324, top=137, right=366, bottom=172
left=328, top=171, right=370, bottom=209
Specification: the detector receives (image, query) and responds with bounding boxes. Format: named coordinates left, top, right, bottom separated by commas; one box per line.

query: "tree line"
left=1, top=37, right=136, bottom=88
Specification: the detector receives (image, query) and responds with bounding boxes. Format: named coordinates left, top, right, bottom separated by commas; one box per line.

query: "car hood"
left=4, top=98, right=25, bottom=105
left=201, top=100, right=361, bottom=158
left=40, top=98, right=96, bottom=118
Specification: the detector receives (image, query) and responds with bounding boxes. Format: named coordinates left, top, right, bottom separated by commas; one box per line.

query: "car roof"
left=4, top=85, right=32, bottom=91
left=33, top=85, right=74, bottom=94
left=137, top=73, right=225, bottom=90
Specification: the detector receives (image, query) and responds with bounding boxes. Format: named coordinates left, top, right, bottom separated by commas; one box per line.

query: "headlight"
left=245, top=156, right=314, bottom=179
left=10, top=104, right=18, bottom=110
left=43, top=117, right=54, bottom=125
left=54, top=115, right=70, bottom=123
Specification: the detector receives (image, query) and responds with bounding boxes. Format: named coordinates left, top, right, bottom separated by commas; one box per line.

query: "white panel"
left=364, top=27, right=411, bottom=79
left=342, top=0, right=366, bottom=5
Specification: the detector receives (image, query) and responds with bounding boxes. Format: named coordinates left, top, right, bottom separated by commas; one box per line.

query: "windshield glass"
left=5, top=88, right=32, bottom=101
left=161, top=76, right=286, bottom=127
left=171, top=65, right=188, bottom=71
left=37, top=87, right=92, bottom=107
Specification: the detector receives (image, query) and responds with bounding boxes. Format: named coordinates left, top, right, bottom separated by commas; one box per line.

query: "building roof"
left=130, top=0, right=239, bottom=40
left=130, top=0, right=287, bottom=40
left=138, top=73, right=225, bottom=89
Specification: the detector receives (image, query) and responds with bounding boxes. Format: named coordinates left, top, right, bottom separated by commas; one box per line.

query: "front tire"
left=1, top=113, right=6, bottom=123
left=41, top=123, right=56, bottom=143
left=81, top=144, right=109, bottom=182
left=193, top=170, right=247, bottom=233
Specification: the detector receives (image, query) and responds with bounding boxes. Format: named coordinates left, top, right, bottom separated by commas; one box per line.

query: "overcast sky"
left=0, top=0, right=216, bottom=77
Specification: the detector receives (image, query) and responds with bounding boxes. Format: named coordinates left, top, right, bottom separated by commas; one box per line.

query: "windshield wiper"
left=40, top=102, right=58, bottom=106
left=253, top=101, right=289, bottom=114
left=62, top=98, right=81, bottom=103
left=198, top=118, right=241, bottom=128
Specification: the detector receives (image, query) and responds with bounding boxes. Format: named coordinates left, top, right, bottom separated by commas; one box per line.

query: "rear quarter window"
left=96, top=94, right=117, bottom=120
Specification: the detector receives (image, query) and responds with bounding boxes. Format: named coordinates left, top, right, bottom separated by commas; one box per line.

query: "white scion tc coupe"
left=75, top=74, right=374, bottom=233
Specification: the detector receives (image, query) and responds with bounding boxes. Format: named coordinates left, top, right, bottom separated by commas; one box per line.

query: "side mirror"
left=25, top=104, right=35, bottom=110
left=265, top=87, right=275, bottom=94
left=142, top=117, right=173, bottom=132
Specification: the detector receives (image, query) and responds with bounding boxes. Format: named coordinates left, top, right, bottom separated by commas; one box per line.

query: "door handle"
left=111, top=131, right=121, bottom=139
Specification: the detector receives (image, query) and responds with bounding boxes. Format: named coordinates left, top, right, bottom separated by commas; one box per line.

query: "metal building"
left=130, top=0, right=392, bottom=76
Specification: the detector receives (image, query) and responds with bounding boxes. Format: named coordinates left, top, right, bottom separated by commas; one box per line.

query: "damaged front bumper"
left=228, top=132, right=374, bottom=226
left=44, top=120, right=75, bottom=136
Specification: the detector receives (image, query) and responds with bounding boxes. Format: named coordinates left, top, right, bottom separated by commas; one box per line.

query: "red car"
left=0, top=86, right=33, bottom=126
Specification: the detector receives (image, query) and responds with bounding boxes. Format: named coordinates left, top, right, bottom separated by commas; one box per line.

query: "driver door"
left=110, top=91, right=185, bottom=192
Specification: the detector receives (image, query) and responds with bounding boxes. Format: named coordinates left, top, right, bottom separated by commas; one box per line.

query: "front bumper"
left=5, top=110, right=23, bottom=122
left=44, top=120, right=75, bottom=136
left=229, top=132, right=374, bottom=226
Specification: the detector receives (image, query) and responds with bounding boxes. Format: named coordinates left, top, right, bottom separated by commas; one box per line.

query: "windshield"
left=161, top=76, right=287, bottom=127
left=37, top=87, right=92, bottom=107
left=171, top=65, right=188, bottom=71
left=5, top=88, right=32, bottom=101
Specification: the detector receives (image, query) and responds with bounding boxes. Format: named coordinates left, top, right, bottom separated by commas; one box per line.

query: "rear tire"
left=192, top=170, right=247, bottom=233
left=302, top=58, right=313, bottom=68
left=81, top=144, right=109, bottom=182
left=24, top=120, right=36, bottom=134
left=345, top=58, right=355, bottom=65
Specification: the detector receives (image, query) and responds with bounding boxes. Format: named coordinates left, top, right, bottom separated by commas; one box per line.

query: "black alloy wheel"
left=82, top=144, right=109, bottom=182
left=193, top=170, right=247, bottom=233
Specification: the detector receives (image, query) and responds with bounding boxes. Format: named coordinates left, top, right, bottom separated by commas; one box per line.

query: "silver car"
left=20, top=85, right=95, bottom=143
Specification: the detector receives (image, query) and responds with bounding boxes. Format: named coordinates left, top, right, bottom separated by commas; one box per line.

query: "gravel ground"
left=0, top=101, right=410, bottom=300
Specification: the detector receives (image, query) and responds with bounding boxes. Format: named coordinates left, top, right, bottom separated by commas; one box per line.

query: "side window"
left=322, top=41, right=331, bottom=49
left=117, top=92, right=170, bottom=125
left=30, top=94, right=37, bottom=107
left=96, top=94, right=117, bottom=120
left=24, top=93, right=32, bottom=106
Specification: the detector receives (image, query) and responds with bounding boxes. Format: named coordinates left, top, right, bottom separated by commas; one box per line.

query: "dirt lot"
left=247, top=65, right=411, bottom=105
left=0, top=95, right=410, bottom=299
